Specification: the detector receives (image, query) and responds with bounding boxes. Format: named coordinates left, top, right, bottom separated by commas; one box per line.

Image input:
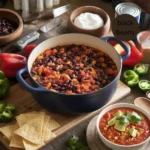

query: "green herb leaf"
left=130, top=112, right=142, bottom=124
left=67, top=135, right=89, bottom=150
left=117, top=115, right=130, bottom=126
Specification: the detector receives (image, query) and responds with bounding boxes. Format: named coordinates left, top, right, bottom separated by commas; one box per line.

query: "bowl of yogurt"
left=68, top=6, right=111, bottom=37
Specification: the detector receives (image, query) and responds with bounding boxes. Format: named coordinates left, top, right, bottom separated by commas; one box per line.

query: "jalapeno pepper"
left=0, top=101, right=16, bottom=123
left=0, top=101, right=6, bottom=113
left=0, top=70, right=9, bottom=98
left=123, top=70, right=139, bottom=87
left=139, top=80, right=150, bottom=92
left=0, top=110, right=13, bottom=122
left=134, top=64, right=148, bottom=76
left=5, top=104, right=16, bottom=112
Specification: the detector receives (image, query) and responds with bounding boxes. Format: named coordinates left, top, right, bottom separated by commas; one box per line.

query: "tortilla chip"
left=15, top=113, right=44, bottom=145
left=0, top=124, right=15, bottom=140
left=23, top=139, right=44, bottom=150
left=48, top=118, right=60, bottom=131
left=43, top=126, right=56, bottom=142
left=16, top=111, right=45, bottom=127
left=9, top=123, right=24, bottom=149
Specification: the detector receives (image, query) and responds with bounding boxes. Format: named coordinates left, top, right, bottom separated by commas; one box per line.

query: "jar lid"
left=115, top=2, right=141, bottom=17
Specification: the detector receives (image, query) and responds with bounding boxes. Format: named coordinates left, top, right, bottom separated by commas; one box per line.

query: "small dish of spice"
left=68, top=6, right=110, bottom=37
left=0, top=9, right=23, bottom=46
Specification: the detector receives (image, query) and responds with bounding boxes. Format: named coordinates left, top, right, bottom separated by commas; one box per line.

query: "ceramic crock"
left=16, top=34, right=130, bottom=114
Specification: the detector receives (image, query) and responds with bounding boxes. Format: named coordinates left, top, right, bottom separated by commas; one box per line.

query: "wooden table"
left=0, top=0, right=149, bottom=150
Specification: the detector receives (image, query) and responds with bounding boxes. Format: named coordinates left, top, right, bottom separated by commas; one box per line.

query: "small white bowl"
left=96, top=103, right=150, bottom=150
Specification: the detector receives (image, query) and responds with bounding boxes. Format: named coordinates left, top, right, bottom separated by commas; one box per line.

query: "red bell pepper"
left=123, top=41, right=143, bottom=66
left=109, top=40, right=143, bottom=66
left=24, top=44, right=36, bottom=58
left=0, top=53, right=26, bottom=78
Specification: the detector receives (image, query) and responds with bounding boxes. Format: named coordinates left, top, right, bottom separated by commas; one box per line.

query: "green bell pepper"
left=123, top=70, right=139, bottom=87
left=0, top=101, right=6, bottom=113
left=134, top=64, right=148, bottom=76
left=139, top=80, right=150, bottom=92
left=0, top=70, right=9, bottom=98
left=0, top=110, right=13, bottom=122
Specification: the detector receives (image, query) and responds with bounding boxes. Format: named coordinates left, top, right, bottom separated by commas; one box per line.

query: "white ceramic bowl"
left=96, top=103, right=150, bottom=150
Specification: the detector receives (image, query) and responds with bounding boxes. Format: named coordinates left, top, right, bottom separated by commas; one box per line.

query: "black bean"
left=0, top=17, right=18, bottom=36
left=31, top=44, right=118, bottom=94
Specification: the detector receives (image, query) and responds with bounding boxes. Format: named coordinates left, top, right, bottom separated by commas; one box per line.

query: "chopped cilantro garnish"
left=130, top=112, right=142, bottom=124
left=117, top=115, right=130, bottom=126
left=116, top=112, right=142, bottom=125
left=67, top=135, right=89, bottom=150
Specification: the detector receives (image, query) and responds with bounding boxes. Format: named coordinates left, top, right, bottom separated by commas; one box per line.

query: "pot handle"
left=16, top=67, right=44, bottom=92
left=101, top=36, right=130, bottom=61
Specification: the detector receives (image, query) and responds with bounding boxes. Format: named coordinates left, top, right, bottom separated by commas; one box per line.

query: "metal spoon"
left=134, top=97, right=150, bottom=114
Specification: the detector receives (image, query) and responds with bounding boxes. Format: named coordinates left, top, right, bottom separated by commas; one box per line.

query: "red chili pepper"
left=0, top=53, right=26, bottom=78
left=24, top=44, right=36, bottom=58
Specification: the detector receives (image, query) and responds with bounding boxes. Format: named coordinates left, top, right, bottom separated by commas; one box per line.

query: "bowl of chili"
left=16, top=34, right=130, bottom=114
left=96, top=103, right=150, bottom=150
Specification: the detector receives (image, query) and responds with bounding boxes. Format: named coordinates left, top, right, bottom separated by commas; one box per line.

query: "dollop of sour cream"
left=74, top=12, right=104, bottom=30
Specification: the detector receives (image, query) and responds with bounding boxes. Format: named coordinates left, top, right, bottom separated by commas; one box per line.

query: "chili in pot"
left=31, top=44, right=118, bottom=94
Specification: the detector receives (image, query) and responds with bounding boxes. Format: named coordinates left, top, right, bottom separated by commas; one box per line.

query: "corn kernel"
left=37, top=55, right=43, bottom=60
left=108, top=135, right=111, bottom=139
left=46, top=82, right=51, bottom=89
left=92, top=60, right=96, bottom=65
left=104, top=127, right=107, bottom=131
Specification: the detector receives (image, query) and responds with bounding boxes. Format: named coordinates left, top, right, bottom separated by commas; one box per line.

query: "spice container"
left=12, top=0, right=61, bottom=17
left=53, top=0, right=60, bottom=5
left=115, top=2, right=141, bottom=23
left=22, top=0, right=29, bottom=18
left=45, top=0, right=53, bottom=8
left=137, top=31, right=150, bottom=64
left=13, top=0, right=21, bottom=10
left=36, top=0, right=44, bottom=12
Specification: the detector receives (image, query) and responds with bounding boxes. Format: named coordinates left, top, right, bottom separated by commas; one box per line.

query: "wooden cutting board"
left=0, top=80, right=130, bottom=150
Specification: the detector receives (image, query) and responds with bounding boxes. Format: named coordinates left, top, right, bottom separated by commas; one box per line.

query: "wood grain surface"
left=0, top=81, right=130, bottom=150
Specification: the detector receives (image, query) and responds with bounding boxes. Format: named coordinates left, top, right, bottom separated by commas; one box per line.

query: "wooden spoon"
left=134, top=97, right=150, bottom=114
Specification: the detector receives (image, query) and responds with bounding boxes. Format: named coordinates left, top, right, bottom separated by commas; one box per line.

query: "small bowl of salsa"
left=96, top=103, right=150, bottom=150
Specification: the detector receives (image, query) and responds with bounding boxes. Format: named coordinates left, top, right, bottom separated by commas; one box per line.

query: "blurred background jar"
left=13, top=0, right=60, bottom=18
left=137, top=31, right=150, bottom=64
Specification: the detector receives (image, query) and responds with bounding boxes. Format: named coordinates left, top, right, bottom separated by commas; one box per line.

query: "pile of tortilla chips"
left=0, top=111, right=60, bottom=150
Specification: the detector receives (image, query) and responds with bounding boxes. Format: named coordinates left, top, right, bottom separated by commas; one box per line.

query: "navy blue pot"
left=17, top=34, right=130, bottom=114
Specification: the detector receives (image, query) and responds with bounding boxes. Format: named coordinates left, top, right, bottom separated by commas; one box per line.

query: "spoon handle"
left=134, top=97, right=150, bottom=114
